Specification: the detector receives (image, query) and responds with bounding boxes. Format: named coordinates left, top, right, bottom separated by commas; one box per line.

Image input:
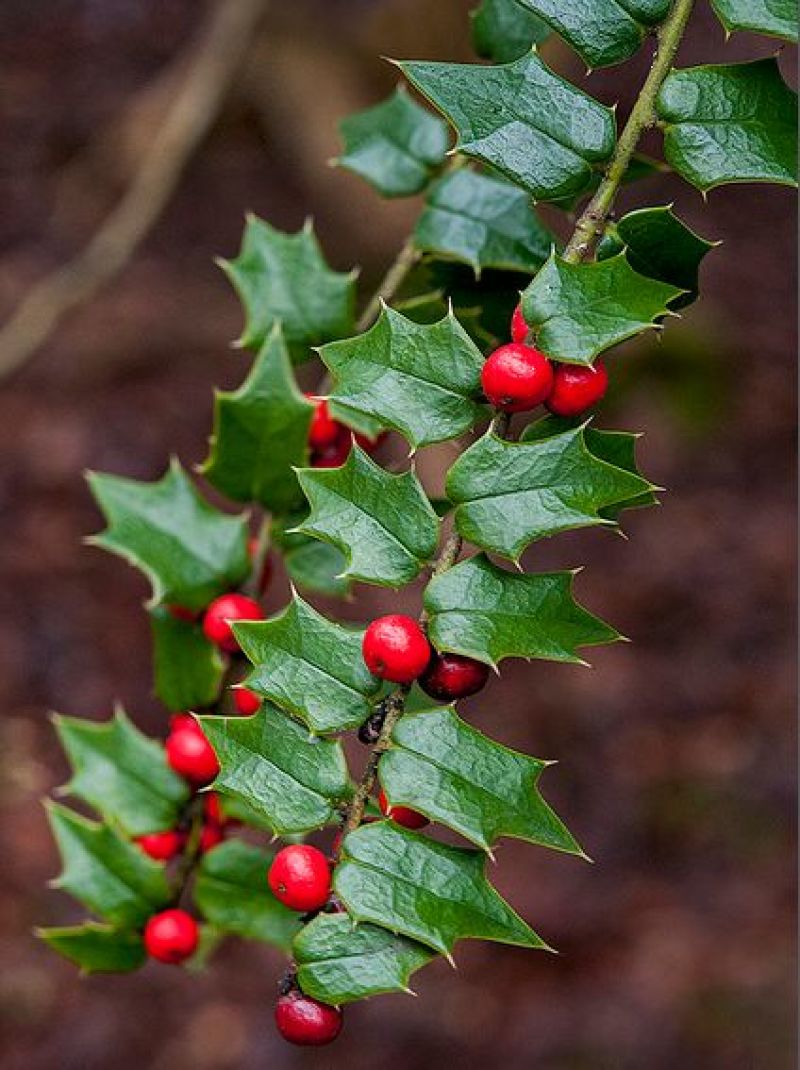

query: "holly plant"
left=38, top=0, right=797, bottom=1049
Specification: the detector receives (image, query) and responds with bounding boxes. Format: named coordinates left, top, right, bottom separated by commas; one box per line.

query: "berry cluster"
left=306, top=395, right=386, bottom=467
left=482, top=304, right=608, bottom=417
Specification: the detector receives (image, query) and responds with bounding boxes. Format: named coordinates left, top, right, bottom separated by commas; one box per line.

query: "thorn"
left=486, top=846, right=497, bottom=864
left=445, top=951, right=457, bottom=969
left=402, top=986, right=418, bottom=997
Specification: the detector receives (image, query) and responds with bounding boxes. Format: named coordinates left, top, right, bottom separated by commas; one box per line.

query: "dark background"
left=0, top=2, right=796, bottom=1067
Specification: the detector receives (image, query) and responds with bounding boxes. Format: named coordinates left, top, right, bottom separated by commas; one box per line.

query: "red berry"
left=169, top=712, right=201, bottom=734
left=362, top=615, right=431, bottom=684
left=202, top=593, right=264, bottom=653
left=311, top=424, right=352, bottom=468
left=143, top=909, right=199, bottom=964
left=378, top=789, right=429, bottom=830
left=135, top=829, right=184, bottom=861
left=510, top=302, right=528, bottom=344
left=354, top=430, right=388, bottom=454
left=167, top=604, right=198, bottom=623
left=165, top=726, right=219, bottom=787
left=268, top=844, right=331, bottom=912
left=275, top=990, right=342, bottom=1047
left=481, top=343, right=554, bottom=413
left=419, top=651, right=490, bottom=701
left=199, top=823, right=225, bottom=854
left=546, top=361, right=609, bottom=417
left=233, top=686, right=261, bottom=716
left=203, top=792, right=224, bottom=826
left=306, top=396, right=342, bottom=450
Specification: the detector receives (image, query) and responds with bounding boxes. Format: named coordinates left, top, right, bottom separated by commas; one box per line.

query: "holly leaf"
left=201, top=325, right=313, bottom=512
left=87, top=460, right=250, bottom=613
left=711, top=0, right=798, bottom=41
left=397, top=51, right=616, bottom=202
left=446, top=425, right=655, bottom=560
left=294, top=913, right=435, bottom=1004
left=54, top=709, right=189, bottom=836
left=334, top=821, right=547, bottom=956
left=46, top=803, right=172, bottom=927
left=198, top=704, right=350, bottom=835
left=272, top=515, right=351, bottom=598
left=296, top=446, right=440, bottom=588
left=596, top=205, right=716, bottom=310
left=414, top=168, right=554, bottom=276
left=150, top=608, right=225, bottom=712
left=380, top=706, right=583, bottom=855
left=423, top=553, right=620, bottom=667
left=335, top=86, right=449, bottom=197
left=233, top=596, right=380, bottom=735
left=656, top=59, right=798, bottom=191
left=513, top=0, right=670, bottom=68
left=193, top=841, right=300, bottom=950
left=521, top=252, right=683, bottom=364
left=521, top=415, right=659, bottom=517
left=320, top=305, right=486, bottom=449
left=37, top=924, right=146, bottom=974
left=220, top=214, right=357, bottom=358
left=471, top=0, right=551, bottom=62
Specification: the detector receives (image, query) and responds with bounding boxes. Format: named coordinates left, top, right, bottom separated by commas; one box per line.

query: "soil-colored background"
left=0, top=2, right=796, bottom=1068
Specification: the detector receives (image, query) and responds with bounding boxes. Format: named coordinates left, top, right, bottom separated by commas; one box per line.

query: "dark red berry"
left=354, top=430, right=388, bottom=454
left=202, top=593, right=264, bottom=653
left=311, top=424, right=352, bottom=468
left=378, top=789, right=429, bottom=830
left=135, top=829, right=184, bottom=861
left=510, top=302, right=528, bottom=344
left=275, top=990, right=342, bottom=1047
left=203, top=792, right=224, bottom=826
left=165, top=726, right=219, bottom=787
left=233, top=686, right=261, bottom=716
left=199, top=823, right=225, bottom=854
left=546, top=361, right=609, bottom=417
left=268, top=844, right=331, bottom=912
left=167, top=604, right=198, bottom=623
left=306, top=396, right=342, bottom=450
left=362, top=615, right=431, bottom=684
left=419, top=651, right=490, bottom=701
left=144, top=909, right=199, bottom=964
left=481, top=343, right=554, bottom=413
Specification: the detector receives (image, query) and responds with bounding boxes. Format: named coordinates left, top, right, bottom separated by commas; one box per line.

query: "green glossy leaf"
left=424, top=553, right=620, bottom=667
left=150, top=607, right=226, bottom=711
left=471, top=0, right=550, bottom=62
left=87, top=460, right=250, bottom=613
left=46, top=803, right=172, bottom=927
left=414, top=168, right=553, bottom=276
left=334, top=821, right=546, bottom=956
left=596, top=205, right=716, bottom=310
left=514, top=0, right=669, bottom=68
left=233, top=596, right=380, bottom=735
left=37, top=924, right=146, bottom=974
left=336, top=86, right=449, bottom=197
left=446, top=425, right=654, bottom=560
left=201, top=326, right=313, bottom=511
left=320, top=305, right=486, bottom=449
left=656, top=59, right=798, bottom=191
left=397, top=51, right=616, bottom=202
left=380, top=706, right=583, bottom=854
left=220, top=214, right=357, bottom=357
left=296, top=446, right=440, bottom=588
left=521, top=252, right=683, bottom=364
left=54, top=709, right=189, bottom=836
left=194, top=841, right=299, bottom=950
left=285, top=540, right=351, bottom=598
left=711, top=0, right=798, bottom=41
left=294, top=913, right=435, bottom=1004
left=198, top=704, right=350, bottom=835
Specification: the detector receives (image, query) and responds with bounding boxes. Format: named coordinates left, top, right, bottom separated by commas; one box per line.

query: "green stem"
left=355, top=236, right=422, bottom=334
left=562, top=0, right=696, bottom=264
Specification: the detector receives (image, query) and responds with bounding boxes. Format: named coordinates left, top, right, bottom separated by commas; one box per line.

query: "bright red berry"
left=310, top=424, right=352, bottom=468
left=510, top=302, right=528, bottom=344
left=362, top=615, right=431, bottom=684
left=143, top=909, right=199, bottom=964
left=135, top=829, right=184, bottom=861
left=202, top=593, right=264, bottom=653
left=169, top=712, right=200, bottom=734
left=275, top=990, right=342, bottom=1047
left=267, top=844, right=331, bottom=912
left=233, top=686, right=261, bottom=715
left=378, top=789, right=429, bottom=830
left=546, top=361, right=609, bottom=417
left=306, top=396, right=342, bottom=450
left=165, top=726, right=219, bottom=787
left=481, top=342, right=554, bottom=413
left=419, top=651, right=490, bottom=701
left=199, top=823, right=225, bottom=854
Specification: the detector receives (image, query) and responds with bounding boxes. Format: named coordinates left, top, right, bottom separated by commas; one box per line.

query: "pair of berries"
left=482, top=304, right=608, bottom=417
left=136, top=794, right=228, bottom=862
left=307, top=395, right=386, bottom=468
left=362, top=615, right=489, bottom=699
left=165, top=715, right=219, bottom=788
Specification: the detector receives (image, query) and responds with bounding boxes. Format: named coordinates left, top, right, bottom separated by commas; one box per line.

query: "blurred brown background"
left=0, top=1, right=796, bottom=1068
